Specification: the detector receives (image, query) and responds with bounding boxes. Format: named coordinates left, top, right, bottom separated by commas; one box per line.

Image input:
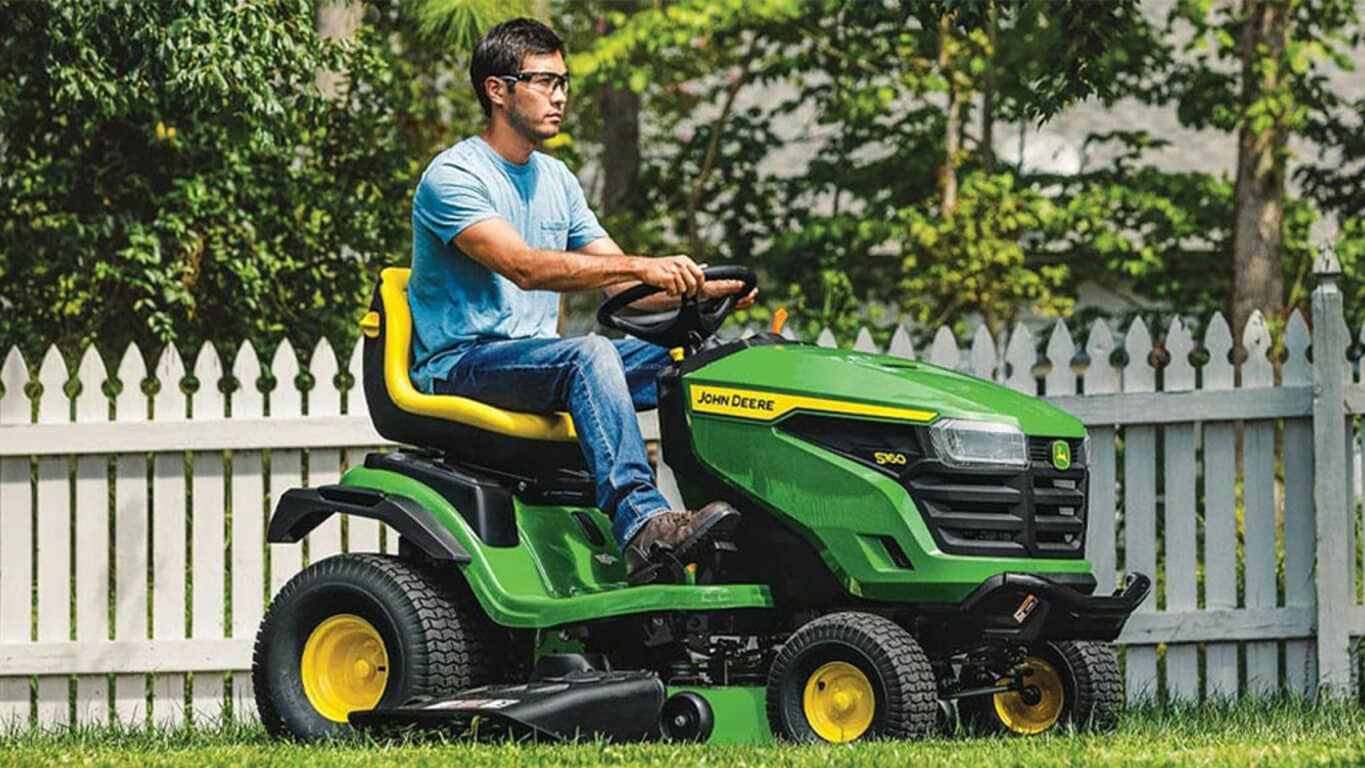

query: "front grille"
left=904, top=437, right=1088, bottom=558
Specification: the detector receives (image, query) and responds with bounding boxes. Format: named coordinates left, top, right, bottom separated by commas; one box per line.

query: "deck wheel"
left=660, top=692, right=715, bottom=742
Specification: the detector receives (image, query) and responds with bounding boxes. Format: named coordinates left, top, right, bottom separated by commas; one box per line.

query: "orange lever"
left=770, top=307, right=789, bottom=336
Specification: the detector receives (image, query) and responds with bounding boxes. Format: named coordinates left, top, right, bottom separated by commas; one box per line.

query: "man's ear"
left=485, top=76, right=508, bottom=110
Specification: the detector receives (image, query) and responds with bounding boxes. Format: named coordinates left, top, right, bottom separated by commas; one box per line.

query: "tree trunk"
left=594, top=1, right=644, bottom=221
left=563, top=9, right=643, bottom=337
left=938, top=13, right=960, bottom=215
left=981, top=0, right=997, bottom=174
left=1231, top=0, right=1288, bottom=340
left=315, top=1, right=363, bottom=98
left=599, top=85, right=642, bottom=219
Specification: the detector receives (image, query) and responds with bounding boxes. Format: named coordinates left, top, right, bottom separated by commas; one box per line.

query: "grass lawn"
left=3, top=699, right=1364, bottom=767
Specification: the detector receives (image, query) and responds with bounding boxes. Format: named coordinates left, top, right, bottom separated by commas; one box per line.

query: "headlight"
left=929, top=419, right=1028, bottom=468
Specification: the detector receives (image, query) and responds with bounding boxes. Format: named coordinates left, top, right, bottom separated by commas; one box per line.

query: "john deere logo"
left=1051, top=440, right=1072, bottom=470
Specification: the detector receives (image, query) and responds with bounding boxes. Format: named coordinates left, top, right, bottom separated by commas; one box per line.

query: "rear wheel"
left=252, top=553, right=495, bottom=740
left=960, top=640, right=1122, bottom=735
left=766, top=612, right=938, bottom=742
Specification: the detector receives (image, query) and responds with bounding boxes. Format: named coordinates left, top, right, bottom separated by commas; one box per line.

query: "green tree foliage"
left=2, top=1, right=334, bottom=356
left=570, top=0, right=1163, bottom=342
left=404, top=0, right=529, bottom=52
left=1290, top=16, right=1365, bottom=332
left=1155, top=0, right=1361, bottom=335
left=898, top=173, right=1072, bottom=337
left=4, top=0, right=1362, bottom=359
left=569, top=0, right=1361, bottom=343
left=0, top=0, right=493, bottom=360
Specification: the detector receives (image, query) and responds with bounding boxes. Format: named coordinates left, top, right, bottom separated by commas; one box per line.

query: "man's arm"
left=453, top=218, right=704, bottom=297
left=574, top=236, right=677, bottom=311
left=579, top=236, right=760, bottom=311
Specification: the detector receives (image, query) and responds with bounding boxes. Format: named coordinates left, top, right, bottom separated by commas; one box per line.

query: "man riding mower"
left=251, top=263, right=1149, bottom=743
left=250, top=17, right=1147, bottom=745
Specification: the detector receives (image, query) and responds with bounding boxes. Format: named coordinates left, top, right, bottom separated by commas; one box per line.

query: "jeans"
left=432, top=336, right=674, bottom=547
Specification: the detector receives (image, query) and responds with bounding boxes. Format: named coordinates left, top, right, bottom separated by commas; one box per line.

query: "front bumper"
left=942, top=571, right=1151, bottom=644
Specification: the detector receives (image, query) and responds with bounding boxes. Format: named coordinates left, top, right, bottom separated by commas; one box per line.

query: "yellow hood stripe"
left=689, top=384, right=936, bottom=424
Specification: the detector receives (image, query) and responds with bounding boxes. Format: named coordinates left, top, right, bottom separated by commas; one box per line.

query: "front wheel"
left=252, top=553, right=496, bottom=740
left=960, top=640, right=1122, bottom=735
left=766, top=612, right=938, bottom=743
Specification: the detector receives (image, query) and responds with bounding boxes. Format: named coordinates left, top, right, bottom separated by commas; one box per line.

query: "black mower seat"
left=360, top=267, right=590, bottom=477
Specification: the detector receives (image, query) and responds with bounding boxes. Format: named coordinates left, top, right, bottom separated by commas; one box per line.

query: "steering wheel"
left=596, top=265, right=758, bottom=351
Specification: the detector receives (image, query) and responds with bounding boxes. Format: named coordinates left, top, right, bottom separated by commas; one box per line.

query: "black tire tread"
left=958, top=640, right=1123, bottom=736
left=766, top=611, right=938, bottom=741
left=1053, top=640, right=1122, bottom=731
left=252, top=553, right=495, bottom=739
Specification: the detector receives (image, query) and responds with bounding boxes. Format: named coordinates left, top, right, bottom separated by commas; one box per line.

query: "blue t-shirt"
left=408, top=136, right=607, bottom=393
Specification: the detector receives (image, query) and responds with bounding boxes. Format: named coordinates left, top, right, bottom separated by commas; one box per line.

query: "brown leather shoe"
left=624, top=501, right=741, bottom=581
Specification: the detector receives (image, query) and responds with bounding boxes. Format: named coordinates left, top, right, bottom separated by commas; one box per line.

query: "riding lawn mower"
left=251, top=265, right=1149, bottom=744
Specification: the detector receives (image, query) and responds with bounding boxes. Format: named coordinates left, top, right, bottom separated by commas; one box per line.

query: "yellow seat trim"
left=376, top=267, right=578, bottom=442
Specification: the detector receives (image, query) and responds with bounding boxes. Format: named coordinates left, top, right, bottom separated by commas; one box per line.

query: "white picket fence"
left=0, top=258, right=1361, bottom=730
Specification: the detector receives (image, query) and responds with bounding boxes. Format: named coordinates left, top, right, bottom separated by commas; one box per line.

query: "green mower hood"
left=685, top=343, right=1084, bottom=437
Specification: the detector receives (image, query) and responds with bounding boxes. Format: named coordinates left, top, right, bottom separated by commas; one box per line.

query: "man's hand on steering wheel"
left=630, top=255, right=757, bottom=309
left=701, top=279, right=759, bottom=309
left=635, top=254, right=705, bottom=298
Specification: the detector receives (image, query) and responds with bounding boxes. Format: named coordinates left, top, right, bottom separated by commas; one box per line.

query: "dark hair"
left=469, top=18, right=565, bottom=117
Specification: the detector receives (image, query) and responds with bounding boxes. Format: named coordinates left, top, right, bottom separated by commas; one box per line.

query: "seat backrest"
left=361, top=267, right=578, bottom=442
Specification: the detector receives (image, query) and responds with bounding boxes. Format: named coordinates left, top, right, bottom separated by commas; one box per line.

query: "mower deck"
left=349, top=669, right=667, bottom=742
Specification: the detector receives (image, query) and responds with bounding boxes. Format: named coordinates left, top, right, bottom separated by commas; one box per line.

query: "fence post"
left=1312, top=246, right=1352, bottom=697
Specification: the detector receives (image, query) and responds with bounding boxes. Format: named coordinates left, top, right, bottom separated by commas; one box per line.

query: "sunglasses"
left=497, top=71, right=571, bottom=96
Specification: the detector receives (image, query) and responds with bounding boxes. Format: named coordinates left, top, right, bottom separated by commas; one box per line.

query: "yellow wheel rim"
left=993, top=656, right=1065, bottom=735
left=300, top=614, right=389, bottom=723
left=802, top=661, right=876, bottom=742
